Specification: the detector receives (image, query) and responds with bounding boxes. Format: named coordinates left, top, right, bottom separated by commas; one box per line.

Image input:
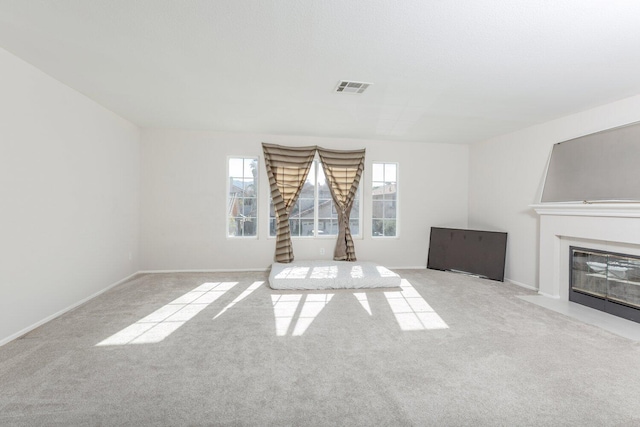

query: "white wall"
left=0, top=47, right=140, bottom=345
left=140, top=130, right=469, bottom=270
left=468, top=94, right=640, bottom=289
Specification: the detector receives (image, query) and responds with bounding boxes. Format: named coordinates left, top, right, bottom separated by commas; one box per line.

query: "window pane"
left=384, top=163, right=397, bottom=182
left=289, top=200, right=300, bottom=218
left=318, top=198, right=334, bottom=219
left=229, top=216, right=256, bottom=237
left=301, top=220, right=314, bottom=236
left=349, top=219, right=359, bottom=236
left=300, top=181, right=315, bottom=198
left=376, top=183, right=394, bottom=200
left=306, top=166, right=316, bottom=188
left=372, top=163, right=384, bottom=182
left=318, top=187, right=332, bottom=199
left=351, top=196, right=359, bottom=214
left=229, top=218, right=238, bottom=236
left=383, top=220, right=396, bottom=236
left=371, top=162, right=397, bottom=237
left=372, top=182, right=385, bottom=197
left=317, top=166, right=332, bottom=199
left=316, top=219, right=337, bottom=236
left=243, top=198, right=257, bottom=216
left=372, top=200, right=384, bottom=219
left=243, top=179, right=256, bottom=197
left=289, top=218, right=302, bottom=237
left=299, top=198, right=314, bottom=218
left=244, top=158, right=257, bottom=179
left=316, top=217, right=338, bottom=236
left=384, top=184, right=397, bottom=201
left=383, top=201, right=396, bottom=218
left=228, top=158, right=244, bottom=178
left=242, top=218, right=256, bottom=236
left=228, top=157, right=257, bottom=237
left=372, top=219, right=384, bottom=236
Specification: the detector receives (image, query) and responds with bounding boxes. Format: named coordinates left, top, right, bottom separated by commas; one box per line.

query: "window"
left=227, top=157, right=258, bottom=237
left=372, top=162, right=397, bottom=237
left=269, top=161, right=360, bottom=237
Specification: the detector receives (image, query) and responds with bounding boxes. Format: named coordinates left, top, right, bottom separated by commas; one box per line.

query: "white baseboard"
left=138, top=268, right=269, bottom=274
left=0, top=272, right=140, bottom=347
left=538, top=291, right=561, bottom=299
left=506, top=278, right=538, bottom=291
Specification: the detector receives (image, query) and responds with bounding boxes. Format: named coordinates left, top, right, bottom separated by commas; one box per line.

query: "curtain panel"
left=317, top=147, right=365, bottom=261
left=262, top=143, right=316, bottom=263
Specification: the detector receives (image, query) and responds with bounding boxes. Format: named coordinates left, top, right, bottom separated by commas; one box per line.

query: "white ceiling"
left=2, top=1, right=640, bottom=144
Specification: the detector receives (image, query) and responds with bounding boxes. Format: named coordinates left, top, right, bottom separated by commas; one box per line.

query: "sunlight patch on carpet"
left=353, top=292, right=372, bottom=315
left=96, top=282, right=237, bottom=346
left=384, top=279, right=448, bottom=331
left=274, top=266, right=310, bottom=280
left=212, top=281, right=264, bottom=319
left=271, top=293, right=334, bottom=336
left=292, top=294, right=334, bottom=336
left=271, top=294, right=303, bottom=336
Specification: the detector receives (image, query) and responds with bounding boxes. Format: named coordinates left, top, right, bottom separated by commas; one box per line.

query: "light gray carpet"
left=1, top=269, right=639, bottom=426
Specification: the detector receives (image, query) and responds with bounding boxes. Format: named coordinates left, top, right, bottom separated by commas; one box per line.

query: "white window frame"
left=268, top=159, right=363, bottom=239
left=227, top=156, right=259, bottom=239
left=371, top=161, right=399, bottom=238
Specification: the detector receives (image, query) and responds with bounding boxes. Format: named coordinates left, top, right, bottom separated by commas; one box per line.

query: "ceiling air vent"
left=334, top=80, right=372, bottom=94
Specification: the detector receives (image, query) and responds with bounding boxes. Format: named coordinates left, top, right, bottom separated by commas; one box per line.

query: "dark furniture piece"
left=427, top=227, right=507, bottom=282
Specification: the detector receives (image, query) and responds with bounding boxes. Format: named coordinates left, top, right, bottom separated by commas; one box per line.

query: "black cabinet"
left=427, top=227, right=507, bottom=282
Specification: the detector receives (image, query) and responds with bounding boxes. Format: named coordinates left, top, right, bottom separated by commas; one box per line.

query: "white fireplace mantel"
left=532, top=203, right=640, bottom=300
left=532, top=203, right=640, bottom=218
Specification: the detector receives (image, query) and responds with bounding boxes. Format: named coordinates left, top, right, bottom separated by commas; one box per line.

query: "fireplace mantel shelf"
left=531, top=203, right=640, bottom=218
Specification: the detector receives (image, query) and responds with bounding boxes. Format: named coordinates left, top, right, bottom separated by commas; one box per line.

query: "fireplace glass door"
left=570, top=247, right=640, bottom=323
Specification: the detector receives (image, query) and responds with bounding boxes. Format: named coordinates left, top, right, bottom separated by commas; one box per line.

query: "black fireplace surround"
left=570, top=246, right=640, bottom=323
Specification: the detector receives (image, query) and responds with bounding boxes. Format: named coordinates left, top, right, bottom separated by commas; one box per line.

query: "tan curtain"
left=317, top=147, right=365, bottom=261
left=262, top=143, right=316, bottom=263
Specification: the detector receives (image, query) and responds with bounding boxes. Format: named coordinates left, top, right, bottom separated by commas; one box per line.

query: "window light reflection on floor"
left=350, top=265, right=364, bottom=278
left=96, top=282, right=238, bottom=346
left=271, top=294, right=302, bottom=336
left=353, top=292, right=372, bottom=315
left=292, top=294, right=334, bottom=336
left=384, top=279, right=448, bottom=331
left=274, top=266, right=309, bottom=280
left=212, top=281, right=263, bottom=319
left=271, top=293, right=334, bottom=336
left=376, top=265, right=398, bottom=277
left=310, top=266, right=338, bottom=279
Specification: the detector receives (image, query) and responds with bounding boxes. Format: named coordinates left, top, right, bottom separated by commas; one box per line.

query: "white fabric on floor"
left=269, top=260, right=401, bottom=290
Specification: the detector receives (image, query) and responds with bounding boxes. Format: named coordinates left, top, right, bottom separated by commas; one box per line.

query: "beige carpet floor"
left=1, top=269, right=639, bottom=426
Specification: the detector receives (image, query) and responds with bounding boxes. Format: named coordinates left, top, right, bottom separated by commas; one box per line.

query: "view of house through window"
left=269, top=161, right=360, bottom=238
left=372, top=162, right=397, bottom=237
left=228, top=157, right=258, bottom=237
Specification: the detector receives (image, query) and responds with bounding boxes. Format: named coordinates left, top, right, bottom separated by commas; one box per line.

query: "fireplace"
left=533, top=202, right=640, bottom=299
left=570, top=246, right=640, bottom=323
left=529, top=203, right=640, bottom=337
